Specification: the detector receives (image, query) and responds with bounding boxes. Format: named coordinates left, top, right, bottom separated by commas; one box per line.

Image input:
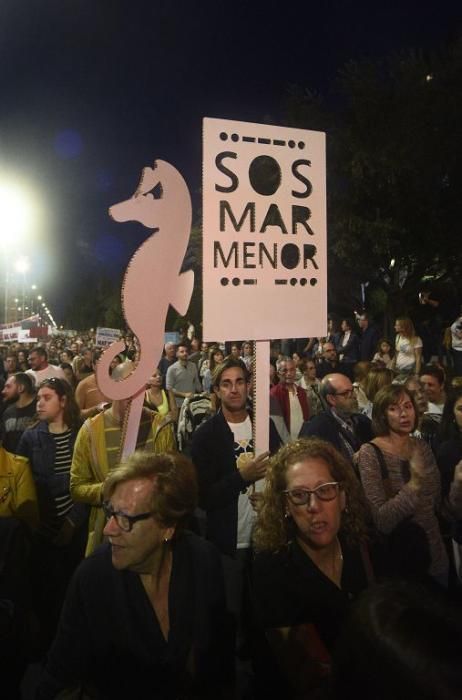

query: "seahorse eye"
left=145, top=182, right=163, bottom=199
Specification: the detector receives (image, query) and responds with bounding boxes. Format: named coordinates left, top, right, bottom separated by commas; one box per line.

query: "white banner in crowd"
left=0, top=314, right=48, bottom=342
left=96, top=326, right=121, bottom=348
left=202, top=117, right=327, bottom=340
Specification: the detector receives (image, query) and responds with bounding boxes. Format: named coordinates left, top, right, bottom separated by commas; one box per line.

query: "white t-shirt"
left=26, top=363, right=67, bottom=388
left=395, top=335, right=422, bottom=372
left=426, top=401, right=445, bottom=423
left=227, top=416, right=263, bottom=549
left=289, top=390, right=304, bottom=440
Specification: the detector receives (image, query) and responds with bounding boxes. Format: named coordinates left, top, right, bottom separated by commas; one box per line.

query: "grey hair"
left=320, top=376, right=336, bottom=401
left=276, top=356, right=292, bottom=372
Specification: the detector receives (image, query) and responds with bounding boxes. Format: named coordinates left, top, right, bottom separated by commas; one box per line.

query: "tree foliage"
left=286, top=37, right=462, bottom=321
left=63, top=273, right=124, bottom=330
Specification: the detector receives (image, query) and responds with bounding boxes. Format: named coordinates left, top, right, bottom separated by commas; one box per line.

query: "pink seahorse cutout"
left=96, top=160, right=194, bottom=458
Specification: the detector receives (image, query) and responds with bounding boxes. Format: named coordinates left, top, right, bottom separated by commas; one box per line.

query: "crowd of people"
left=1, top=311, right=462, bottom=699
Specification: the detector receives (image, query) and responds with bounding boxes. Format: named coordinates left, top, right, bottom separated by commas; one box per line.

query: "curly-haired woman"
left=252, top=438, right=373, bottom=698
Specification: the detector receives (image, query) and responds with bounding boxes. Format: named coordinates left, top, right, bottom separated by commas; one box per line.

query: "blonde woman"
left=392, top=317, right=422, bottom=376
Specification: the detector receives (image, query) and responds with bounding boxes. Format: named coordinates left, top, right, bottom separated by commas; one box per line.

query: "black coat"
left=191, top=411, right=250, bottom=556
left=299, top=411, right=373, bottom=462
left=360, top=323, right=381, bottom=362
left=38, top=534, right=233, bottom=699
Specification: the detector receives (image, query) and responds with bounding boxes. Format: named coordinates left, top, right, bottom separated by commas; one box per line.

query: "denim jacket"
left=17, top=421, right=87, bottom=532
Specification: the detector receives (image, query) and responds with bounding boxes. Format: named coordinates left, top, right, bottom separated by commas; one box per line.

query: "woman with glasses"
left=16, top=377, right=88, bottom=649
left=252, top=438, right=371, bottom=698
left=356, top=384, right=462, bottom=585
left=38, top=452, right=233, bottom=700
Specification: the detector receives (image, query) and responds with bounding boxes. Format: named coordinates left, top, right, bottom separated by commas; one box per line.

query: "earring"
left=164, top=537, right=170, bottom=544
left=284, top=512, right=291, bottom=520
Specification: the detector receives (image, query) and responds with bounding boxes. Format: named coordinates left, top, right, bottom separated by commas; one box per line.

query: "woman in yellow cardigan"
left=0, top=446, right=39, bottom=530
left=70, top=399, right=175, bottom=555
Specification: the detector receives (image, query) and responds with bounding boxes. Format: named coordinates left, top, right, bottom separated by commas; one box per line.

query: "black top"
left=253, top=536, right=370, bottom=650
left=252, top=537, right=371, bottom=699
left=37, top=532, right=233, bottom=699
left=0, top=399, right=36, bottom=453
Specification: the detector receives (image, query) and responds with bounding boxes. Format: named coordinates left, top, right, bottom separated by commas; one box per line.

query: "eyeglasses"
left=284, top=482, right=340, bottom=505
left=102, top=501, right=154, bottom=532
left=39, top=377, right=62, bottom=387
left=38, top=377, right=67, bottom=393
left=334, top=389, right=354, bottom=398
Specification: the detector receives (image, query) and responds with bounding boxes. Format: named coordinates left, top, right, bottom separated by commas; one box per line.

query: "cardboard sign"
left=95, top=160, right=194, bottom=458
left=96, top=326, right=121, bottom=348
left=164, top=331, right=180, bottom=346
left=202, top=117, right=327, bottom=340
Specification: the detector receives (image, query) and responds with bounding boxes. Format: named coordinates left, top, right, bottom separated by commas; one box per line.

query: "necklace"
left=302, top=536, right=344, bottom=587
left=327, top=537, right=344, bottom=587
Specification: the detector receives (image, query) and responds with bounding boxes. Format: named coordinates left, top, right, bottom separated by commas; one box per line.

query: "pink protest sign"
left=96, top=160, right=193, bottom=458
left=202, top=117, right=327, bottom=341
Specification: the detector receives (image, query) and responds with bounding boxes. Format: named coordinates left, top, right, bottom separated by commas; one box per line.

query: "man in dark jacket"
left=358, top=313, right=381, bottom=362
left=317, top=343, right=346, bottom=379
left=191, top=357, right=269, bottom=663
left=299, top=373, right=372, bottom=465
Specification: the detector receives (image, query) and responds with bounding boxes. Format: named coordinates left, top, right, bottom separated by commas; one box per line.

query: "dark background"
left=1, top=0, right=461, bottom=323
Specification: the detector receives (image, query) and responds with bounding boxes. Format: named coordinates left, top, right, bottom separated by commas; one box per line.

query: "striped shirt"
left=51, top=428, right=74, bottom=521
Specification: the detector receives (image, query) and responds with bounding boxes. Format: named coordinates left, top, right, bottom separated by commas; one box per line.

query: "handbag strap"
left=367, top=442, right=393, bottom=500
left=359, top=542, right=376, bottom=585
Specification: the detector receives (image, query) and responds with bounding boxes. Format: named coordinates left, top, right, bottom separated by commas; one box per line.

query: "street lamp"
left=15, top=257, right=30, bottom=320
left=0, top=181, right=36, bottom=322
left=30, top=284, right=37, bottom=312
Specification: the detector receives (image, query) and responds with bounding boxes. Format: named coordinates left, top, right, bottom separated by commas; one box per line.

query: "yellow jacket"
left=70, top=409, right=176, bottom=555
left=0, top=447, right=39, bottom=530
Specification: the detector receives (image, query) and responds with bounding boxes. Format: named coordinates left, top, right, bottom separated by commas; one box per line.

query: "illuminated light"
left=389, top=259, right=396, bottom=269
left=0, top=182, right=38, bottom=243
left=15, top=257, right=30, bottom=274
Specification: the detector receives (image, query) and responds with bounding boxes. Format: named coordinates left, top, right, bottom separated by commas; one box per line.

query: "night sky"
left=1, top=0, right=461, bottom=322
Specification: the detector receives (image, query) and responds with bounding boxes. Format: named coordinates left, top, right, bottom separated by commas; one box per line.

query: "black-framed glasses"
left=284, top=482, right=340, bottom=505
left=102, top=501, right=154, bottom=532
